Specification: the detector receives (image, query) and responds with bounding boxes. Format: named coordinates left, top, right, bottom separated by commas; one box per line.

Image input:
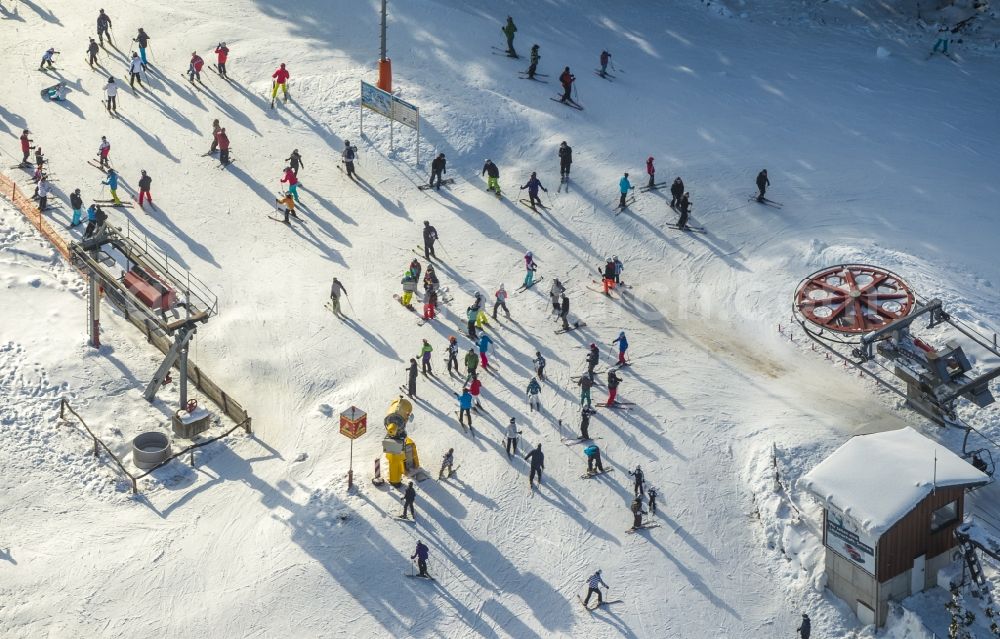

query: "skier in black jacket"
left=756, top=169, right=770, bottom=202
left=97, top=9, right=113, bottom=46
left=70, top=189, right=84, bottom=227
left=558, top=141, right=572, bottom=179
left=797, top=613, right=810, bottom=639
left=482, top=159, right=501, bottom=197
left=677, top=192, right=692, bottom=230
left=629, top=465, right=645, bottom=496
left=524, top=443, right=544, bottom=487
left=586, top=343, right=600, bottom=380
left=429, top=153, right=447, bottom=189
left=286, top=149, right=304, bottom=176
left=405, top=358, right=418, bottom=398
left=670, top=177, right=684, bottom=208
left=422, top=221, right=438, bottom=260
left=401, top=481, right=417, bottom=519
left=87, top=38, right=100, bottom=68
left=559, top=293, right=571, bottom=330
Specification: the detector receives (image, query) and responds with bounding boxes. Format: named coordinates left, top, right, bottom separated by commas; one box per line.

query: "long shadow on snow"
left=198, top=83, right=261, bottom=136
left=17, top=0, right=60, bottom=23
left=296, top=198, right=352, bottom=247
left=643, top=529, right=740, bottom=620
left=339, top=316, right=400, bottom=361
left=116, top=113, right=181, bottom=163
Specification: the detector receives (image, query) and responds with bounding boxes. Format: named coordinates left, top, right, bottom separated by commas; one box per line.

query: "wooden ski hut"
left=801, top=427, right=989, bottom=627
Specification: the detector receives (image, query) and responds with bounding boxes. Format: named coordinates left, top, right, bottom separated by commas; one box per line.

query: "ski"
left=268, top=216, right=290, bottom=224
left=514, top=276, right=544, bottom=294
left=749, top=196, right=782, bottom=208
left=613, top=197, right=637, bottom=215
left=638, top=182, right=667, bottom=192
left=518, top=199, right=547, bottom=212
left=398, top=385, right=417, bottom=398
left=392, top=294, right=420, bottom=315
left=517, top=75, right=549, bottom=83
left=404, top=573, right=435, bottom=580
left=520, top=71, right=548, bottom=77
left=586, top=285, right=618, bottom=298
left=550, top=97, right=583, bottom=111
left=580, top=468, right=616, bottom=479
left=394, top=516, right=416, bottom=523
left=595, top=402, right=632, bottom=410
left=218, top=159, right=235, bottom=170
left=556, top=176, right=570, bottom=193
left=554, top=321, right=586, bottom=334
left=562, top=437, right=601, bottom=445
left=626, top=524, right=661, bottom=534
left=490, top=46, right=519, bottom=59
left=417, top=178, right=455, bottom=191
left=87, top=160, right=110, bottom=173
left=323, top=302, right=346, bottom=319
left=593, top=71, right=615, bottom=80
left=665, top=223, right=706, bottom=234
left=578, top=595, right=595, bottom=612
left=92, top=201, right=133, bottom=208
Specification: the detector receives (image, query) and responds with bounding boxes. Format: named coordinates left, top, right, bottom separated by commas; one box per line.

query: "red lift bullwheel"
left=794, top=264, right=915, bottom=337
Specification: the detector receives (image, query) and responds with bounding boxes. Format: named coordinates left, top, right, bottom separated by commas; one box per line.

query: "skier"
left=612, top=255, right=624, bottom=285
left=188, top=52, right=204, bottom=83
left=400, top=481, right=416, bottom=519
left=599, top=50, right=611, bottom=77
left=44, top=83, right=68, bottom=102
left=579, top=406, right=596, bottom=440
left=286, top=149, right=304, bottom=176
left=70, top=188, right=84, bottom=227
left=645, top=156, right=655, bottom=188
left=342, top=140, right=358, bottom=178
left=422, top=221, right=438, bottom=260
left=410, top=544, right=430, bottom=579
left=217, top=127, right=231, bottom=166
left=466, top=306, right=478, bottom=340
left=676, top=192, right=692, bottom=230
left=526, top=44, right=540, bottom=79
left=438, top=448, right=455, bottom=479
left=208, top=119, right=221, bottom=154
left=618, top=172, right=632, bottom=209
left=522, top=251, right=539, bottom=288
left=599, top=257, right=616, bottom=295
left=630, top=495, right=645, bottom=530
left=446, top=336, right=459, bottom=375
left=101, top=168, right=121, bottom=204
left=559, top=292, right=571, bottom=331
left=478, top=332, right=493, bottom=370
left=214, top=42, right=229, bottom=78
left=469, top=372, right=483, bottom=410
left=96, top=9, right=113, bottom=46
left=281, top=166, right=300, bottom=203
left=128, top=52, right=144, bottom=88
left=400, top=268, right=418, bottom=308
left=559, top=67, right=575, bottom=103
left=526, top=377, right=541, bottom=412
left=648, top=487, right=657, bottom=515
left=502, top=16, right=518, bottom=56
left=549, top=278, right=565, bottom=314
left=481, top=159, right=501, bottom=198
left=457, top=387, right=473, bottom=430
left=421, top=287, right=437, bottom=321
left=404, top=358, right=418, bottom=398
left=505, top=417, right=521, bottom=458
left=429, top=153, right=446, bottom=189
left=797, top=613, right=811, bottom=639
left=532, top=351, right=546, bottom=381
left=411, top=540, right=430, bottom=577
left=629, top=464, right=645, bottom=496
left=520, top=173, right=547, bottom=210
left=586, top=343, right=600, bottom=380
left=418, top=339, right=433, bottom=375
left=137, top=170, right=152, bottom=208
left=329, top=277, right=347, bottom=315
left=96, top=136, right=111, bottom=170
left=87, top=38, right=100, bottom=68
left=133, top=28, right=150, bottom=68
left=275, top=191, right=297, bottom=223
left=932, top=23, right=950, bottom=55
left=35, top=177, right=51, bottom=212
left=104, top=77, right=118, bottom=112
left=271, top=63, right=290, bottom=106
left=473, top=291, right=490, bottom=329
left=493, top=284, right=511, bottom=320
left=584, top=444, right=605, bottom=474
left=606, top=369, right=622, bottom=406
left=578, top=375, right=593, bottom=409
left=524, top=443, right=544, bottom=488
left=39, top=47, right=59, bottom=70
left=83, top=204, right=107, bottom=239
left=558, top=141, right=572, bottom=180
left=612, top=331, right=628, bottom=366
left=669, top=176, right=684, bottom=208
left=755, top=169, right=769, bottom=202
left=19, top=129, right=33, bottom=167
left=583, top=570, right=608, bottom=607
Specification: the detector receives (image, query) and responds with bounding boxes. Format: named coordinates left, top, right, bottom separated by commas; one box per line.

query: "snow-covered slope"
left=2, top=1, right=999, bottom=637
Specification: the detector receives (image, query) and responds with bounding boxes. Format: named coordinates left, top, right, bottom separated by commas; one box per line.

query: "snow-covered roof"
left=800, top=427, right=989, bottom=537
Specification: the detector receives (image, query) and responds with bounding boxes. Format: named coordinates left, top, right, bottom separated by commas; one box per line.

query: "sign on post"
left=360, top=81, right=420, bottom=165
left=340, top=406, right=367, bottom=490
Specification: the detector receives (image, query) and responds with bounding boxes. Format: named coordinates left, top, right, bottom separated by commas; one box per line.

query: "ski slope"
left=2, top=1, right=999, bottom=637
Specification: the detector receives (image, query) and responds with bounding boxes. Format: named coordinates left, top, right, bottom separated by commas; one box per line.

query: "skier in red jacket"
left=645, top=156, right=655, bottom=188
left=216, top=128, right=230, bottom=166
left=188, top=52, right=205, bottom=82
left=214, top=43, right=229, bottom=78
left=20, top=130, right=33, bottom=166
left=271, top=63, right=290, bottom=107
left=281, top=167, right=300, bottom=203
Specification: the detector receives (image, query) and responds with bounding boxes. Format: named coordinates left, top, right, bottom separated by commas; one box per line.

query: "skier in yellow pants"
left=271, top=63, right=290, bottom=106
left=482, top=159, right=502, bottom=199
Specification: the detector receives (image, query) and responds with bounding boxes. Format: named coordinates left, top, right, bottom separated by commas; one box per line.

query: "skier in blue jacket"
left=478, top=333, right=494, bottom=369
left=618, top=173, right=632, bottom=209
left=456, top=388, right=474, bottom=430
left=526, top=377, right=542, bottom=411
left=520, top=171, right=547, bottom=209
left=612, top=331, right=629, bottom=366
left=101, top=168, right=121, bottom=205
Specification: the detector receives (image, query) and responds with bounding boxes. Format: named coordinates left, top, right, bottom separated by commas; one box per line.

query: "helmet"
left=613, top=254, right=618, bottom=260
left=449, top=335, right=456, bottom=342
left=141, top=169, right=146, bottom=175
left=108, top=76, right=114, bottom=82
left=606, top=256, right=612, bottom=262
left=509, top=417, right=515, bottom=423
left=345, top=140, right=351, bottom=146
left=624, top=172, right=629, bottom=177
left=595, top=569, right=602, bottom=574
left=525, top=251, right=532, bottom=257
left=590, top=343, right=597, bottom=348
left=221, top=42, right=227, bottom=47
left=648, top=156, right=654, bottom=162
left=560, top=141, right=566, bottom=146
left=280, top=62, right=286, bottom=68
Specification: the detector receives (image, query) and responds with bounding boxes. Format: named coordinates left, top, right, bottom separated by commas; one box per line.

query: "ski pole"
left=345, top=293, right=356, bottom=314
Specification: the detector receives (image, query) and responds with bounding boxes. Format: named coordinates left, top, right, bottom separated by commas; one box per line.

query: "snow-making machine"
left=382, top=396, right=424, bottom=484
left=792, top=265, right=1000, bottom=471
